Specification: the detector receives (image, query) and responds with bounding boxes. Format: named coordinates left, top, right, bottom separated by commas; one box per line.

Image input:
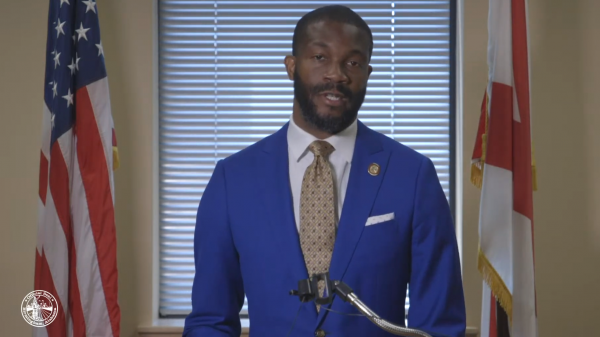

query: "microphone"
left=290, top=272, right=434, bottom=337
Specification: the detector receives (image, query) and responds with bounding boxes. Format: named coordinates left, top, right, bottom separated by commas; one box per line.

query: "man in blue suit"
left=184, top=5, right=465, bottom=337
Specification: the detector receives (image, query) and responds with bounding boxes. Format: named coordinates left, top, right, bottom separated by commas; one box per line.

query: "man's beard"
left=293, top=69, right=366, bottom=135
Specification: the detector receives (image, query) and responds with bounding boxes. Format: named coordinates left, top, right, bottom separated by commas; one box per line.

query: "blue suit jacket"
left=184, top=121, right=466, bottom=337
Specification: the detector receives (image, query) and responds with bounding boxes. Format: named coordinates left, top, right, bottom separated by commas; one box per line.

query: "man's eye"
left=349, top=61, right=360, bottom=67
left=314, top=55, right=324, bottom=60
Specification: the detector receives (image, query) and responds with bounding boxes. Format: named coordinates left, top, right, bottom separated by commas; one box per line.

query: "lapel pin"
left=368, top=163, right=380, bottom=176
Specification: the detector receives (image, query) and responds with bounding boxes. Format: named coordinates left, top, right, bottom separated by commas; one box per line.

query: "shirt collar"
left=287, top=115, right=358, bottom=163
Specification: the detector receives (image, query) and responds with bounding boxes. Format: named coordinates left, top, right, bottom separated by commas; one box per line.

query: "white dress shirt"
left=287, top=116, right=358, bottom=232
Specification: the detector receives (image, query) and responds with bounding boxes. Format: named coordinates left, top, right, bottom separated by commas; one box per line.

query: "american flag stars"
left=53, top=49, right=60, bottom=69
left=75, top=22, right=90, bottom=41
left=62, top=88, right=74, bottom=107
left=49, top=81, right=58, bottom=98
left=46, top=0, right=107, bottom=146
left=55, top=18, right=66, bottom=38
left=96, top=41, right=104, bottom=56
left=82, top=0, right=97, bottom=14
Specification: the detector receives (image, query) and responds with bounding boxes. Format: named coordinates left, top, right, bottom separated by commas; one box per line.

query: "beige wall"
left=0, top=1, right=47, bottom=335
left=1, top=1, right=598, bottom=336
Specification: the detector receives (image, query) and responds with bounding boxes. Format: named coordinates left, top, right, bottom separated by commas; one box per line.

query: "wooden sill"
left=137, top=326, right=250, bottom=337
left=138, top=324, right=479, bottom=337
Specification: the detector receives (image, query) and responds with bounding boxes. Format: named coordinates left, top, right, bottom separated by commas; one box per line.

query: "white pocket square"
left=365, top=212, right=395, bottom=226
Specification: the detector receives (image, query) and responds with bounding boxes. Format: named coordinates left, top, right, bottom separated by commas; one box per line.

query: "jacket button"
left=315, top=329, right=326, bottom=337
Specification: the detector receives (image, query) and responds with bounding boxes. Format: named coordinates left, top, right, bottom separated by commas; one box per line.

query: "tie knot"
left=308, top=140, right=335, bottom=158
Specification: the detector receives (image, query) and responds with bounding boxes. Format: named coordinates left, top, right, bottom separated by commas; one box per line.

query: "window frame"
left=154, top=0, right=459, bottom=320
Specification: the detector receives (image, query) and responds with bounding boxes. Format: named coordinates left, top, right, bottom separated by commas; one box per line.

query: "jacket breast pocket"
left=353, top=217, right=400, bottom=264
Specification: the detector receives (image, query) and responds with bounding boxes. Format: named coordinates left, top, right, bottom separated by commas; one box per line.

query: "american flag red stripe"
left=75, top=85, right=120, bottom=337
left=472, top=0, right=538, bottom=336
left=35, top=1, right=120, bottom=336
left=36, top=250, right=67, bottom=337
left=39, top=152, right=49, bottom=205
left=49, top=140, right=88, bottom=336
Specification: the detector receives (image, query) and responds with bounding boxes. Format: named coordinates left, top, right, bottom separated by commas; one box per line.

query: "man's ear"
left=367, top=64, right=373, bottom=77
left=284, top=55, right=296, bottom=81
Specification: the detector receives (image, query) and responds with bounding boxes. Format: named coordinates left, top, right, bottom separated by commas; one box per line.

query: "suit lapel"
left=316, top=121, right=391, bottom=326
left=258, top=123, right=318, bottom=319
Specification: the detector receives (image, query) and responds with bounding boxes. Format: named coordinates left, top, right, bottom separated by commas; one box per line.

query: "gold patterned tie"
left=299, top=140, right=337, bottom=311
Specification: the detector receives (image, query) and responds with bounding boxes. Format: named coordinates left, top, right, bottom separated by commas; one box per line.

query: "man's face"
left=287, top=20, right=372, bottom=135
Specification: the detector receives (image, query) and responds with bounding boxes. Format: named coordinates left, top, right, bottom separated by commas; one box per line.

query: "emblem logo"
left=21, top=290, right=59, bottom=327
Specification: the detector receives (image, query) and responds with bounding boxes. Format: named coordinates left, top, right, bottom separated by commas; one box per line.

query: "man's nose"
left=323, top=63, right=349, bottom=84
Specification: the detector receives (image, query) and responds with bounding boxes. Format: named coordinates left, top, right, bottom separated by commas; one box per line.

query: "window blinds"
left=158, top=0, right=454, bottom=317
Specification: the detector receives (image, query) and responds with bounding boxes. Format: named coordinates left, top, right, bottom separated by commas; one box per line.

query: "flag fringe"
left=478, top=248, right=513, bottom=323
left=470, top=162, right=483, bottom=189
left=470, top=130, right=488, bottom=189
left=471, top=91, right=489, bottom=190
left=113, top=146, right=120, bottom=171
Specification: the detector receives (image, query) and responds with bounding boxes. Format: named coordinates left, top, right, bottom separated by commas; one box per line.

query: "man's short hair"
left=292, top=5, right=374, bottom=59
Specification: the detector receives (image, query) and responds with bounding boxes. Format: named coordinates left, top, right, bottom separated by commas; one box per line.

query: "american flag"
left=35, top=0, right=120, bottom=336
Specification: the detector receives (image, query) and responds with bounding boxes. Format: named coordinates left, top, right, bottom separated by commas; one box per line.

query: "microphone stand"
left=290, top=273, right=433, bottom=337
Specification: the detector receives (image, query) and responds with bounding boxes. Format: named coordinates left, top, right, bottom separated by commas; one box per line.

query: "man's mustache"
left=309, top=82, right=353, bottom=99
